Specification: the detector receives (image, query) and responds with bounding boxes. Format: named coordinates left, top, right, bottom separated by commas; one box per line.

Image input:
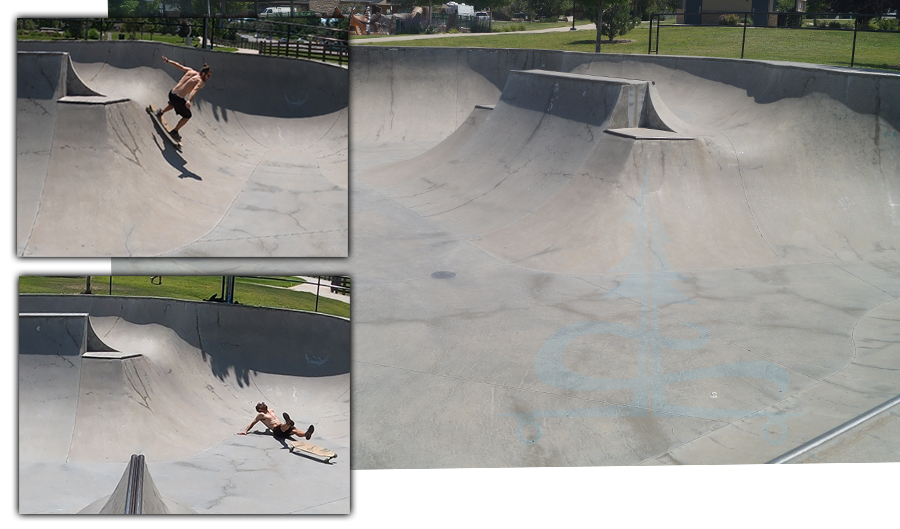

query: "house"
left=678, top=0, right=777, bottom=27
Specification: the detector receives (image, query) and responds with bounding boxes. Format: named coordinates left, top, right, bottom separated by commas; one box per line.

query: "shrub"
left=88, top=28, right=100, bottom=40
left=471, top=21, right=491, bottom=33
left=876, top=17, right=898, bottom=31
left=718, top=13, right=742, bottom=26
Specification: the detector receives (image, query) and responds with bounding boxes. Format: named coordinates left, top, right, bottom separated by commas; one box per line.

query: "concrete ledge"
left=605, top=127, right=694, bottom=140
left=59, top=96, right=131, bottom=105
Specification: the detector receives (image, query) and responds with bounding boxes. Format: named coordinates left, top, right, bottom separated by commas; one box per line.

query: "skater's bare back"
left=172, top=71, right=205, bottom=100
left=162, top=55, right=208, bottom=102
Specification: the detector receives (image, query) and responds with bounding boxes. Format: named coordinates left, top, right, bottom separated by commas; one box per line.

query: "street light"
left=571, top=0, right=577, bottom=30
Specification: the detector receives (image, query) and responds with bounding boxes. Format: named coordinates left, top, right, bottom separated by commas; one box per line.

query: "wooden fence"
left=257, top=38, right=348, bottom=66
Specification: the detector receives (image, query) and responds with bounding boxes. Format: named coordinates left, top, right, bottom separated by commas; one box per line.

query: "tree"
left=601, top=3, right=638, bottom=40
left=527, top=0, right=569, bottom=19
left=473, top=0, right=514, bottom=11
left=391, top=0, right=419, bottom=13
left=580, top=0, right=636, bottom=51
left=831, top=0, right=900, bottom=26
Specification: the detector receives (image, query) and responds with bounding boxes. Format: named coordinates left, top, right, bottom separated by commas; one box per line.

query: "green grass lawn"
left=357, top=25, right=899, bottom=70
left=18, top=276, right=350, bottom=319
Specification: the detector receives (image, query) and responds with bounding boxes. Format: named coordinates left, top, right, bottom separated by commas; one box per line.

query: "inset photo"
left=18, top=275, right=350, bottom=514
left=17, top=16, right=348, bottom=257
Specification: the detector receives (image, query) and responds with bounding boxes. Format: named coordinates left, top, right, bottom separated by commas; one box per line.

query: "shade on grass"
left=18, top=276, right=350, bottom=319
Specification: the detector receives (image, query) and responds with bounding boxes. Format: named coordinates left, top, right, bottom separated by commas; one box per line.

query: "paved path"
left=290, top=276, right=351, bottom=303
left=351, top=22, right=596, bottom=43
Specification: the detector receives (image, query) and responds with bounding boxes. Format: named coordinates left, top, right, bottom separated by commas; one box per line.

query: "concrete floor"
left=16, top=41, right=348, bottom=257
left=18, top=296, right=350, bottom=514
left=112, top=48, right=900, bottom=469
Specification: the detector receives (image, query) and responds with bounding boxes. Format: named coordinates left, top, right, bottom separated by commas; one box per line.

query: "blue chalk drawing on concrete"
left=501, top=170, right=795, bottom=446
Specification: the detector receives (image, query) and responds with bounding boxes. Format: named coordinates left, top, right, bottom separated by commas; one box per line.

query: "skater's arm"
left=238, top=413, right=263, bottom=435
left=162, top=55, right=189, bottom=72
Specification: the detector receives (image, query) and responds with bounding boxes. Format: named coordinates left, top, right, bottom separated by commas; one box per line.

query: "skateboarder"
left=238, top=402, right=315, bottom=440
left=155, top=55, right=212, bottom=141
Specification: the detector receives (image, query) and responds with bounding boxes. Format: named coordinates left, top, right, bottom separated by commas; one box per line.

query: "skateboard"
left=146, top=104, right=182, bottom=151
left=288, top=440, right=337, bottom=463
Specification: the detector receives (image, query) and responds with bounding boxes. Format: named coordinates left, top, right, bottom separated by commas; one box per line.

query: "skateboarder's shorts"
left=272, top=426, right=292, bottom=439
left=168, top=91, right=192, bottom=119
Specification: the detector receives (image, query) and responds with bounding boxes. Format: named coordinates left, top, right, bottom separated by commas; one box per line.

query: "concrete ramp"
left=17, top=42, right=348, bottom=257
left=17, top=51, right=103, bottom=100
left=345, top=48, right=900, bottom=469
left=18, top=296, right=350, bottom=514
left=117, top=48, right=900, bottom=470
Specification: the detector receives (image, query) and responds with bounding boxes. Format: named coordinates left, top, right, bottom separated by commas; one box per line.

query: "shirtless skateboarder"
left=238, top=402, right=315, bottom=440
left=156, top=55, right=212, bottom=141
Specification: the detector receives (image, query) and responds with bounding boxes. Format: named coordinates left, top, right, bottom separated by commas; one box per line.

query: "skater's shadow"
left=153, top=136, right=202, bottom=181
left=254, top=430, right=333, bottom=465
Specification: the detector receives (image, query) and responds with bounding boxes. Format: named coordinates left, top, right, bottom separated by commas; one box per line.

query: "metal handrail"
left=767, top=394, right=900, bottom=464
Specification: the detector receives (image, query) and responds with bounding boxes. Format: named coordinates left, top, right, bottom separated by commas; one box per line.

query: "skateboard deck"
left=146, top=104, right=182, bottom=151
left=289, top=440, right=337, bottom=463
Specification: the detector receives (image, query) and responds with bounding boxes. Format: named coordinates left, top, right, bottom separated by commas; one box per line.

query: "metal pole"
left=225, top=276, right=236, bottom=303
left=571, top=0, right=576, bottom=30
left=315, top=277, right=321, bottom=312
left=850, top=14, right=858, bottom=67
left=655, top=13, right=660, bottom=53
left=109, top=276, right=112, bottom=295
left=768, top=394, right=900, bottom=464
left=648, top=13, right=653, bottom=54
left=741, top=12, right=748, bottom=59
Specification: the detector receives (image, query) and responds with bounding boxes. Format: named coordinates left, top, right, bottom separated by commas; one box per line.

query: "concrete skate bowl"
left=17, top=41, right=348, bottom=257
left=344, top=47, right=900, bottom=469
left=18, top=295, right=350, bottom=514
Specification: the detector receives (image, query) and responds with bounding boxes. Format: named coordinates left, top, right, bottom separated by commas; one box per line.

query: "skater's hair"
left=256, top=402, right=267, bottom=411
left=200, top=63, right=212, bottom=75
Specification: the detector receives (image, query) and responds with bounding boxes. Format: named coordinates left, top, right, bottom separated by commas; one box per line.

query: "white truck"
left=259, top=6, right=293, bottom=18
left=445, top=2, right=475, bottom=16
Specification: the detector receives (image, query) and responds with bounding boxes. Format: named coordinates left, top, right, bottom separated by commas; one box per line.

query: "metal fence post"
left=648, top=14, right=653, bottom=54
left=315, top=277, right=321, bottom=312
left=850, top=14, right=858, bottom=67
left=656, top=14, right=660, bottom=53
left=741, top=12, right=748, bottom=59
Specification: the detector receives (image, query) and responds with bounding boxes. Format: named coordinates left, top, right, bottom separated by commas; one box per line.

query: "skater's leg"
left=170, top=117, right=189, bottom=140
left=291, top=424, right=314, bottom=440
left=171, top=117, right=189, bottom=133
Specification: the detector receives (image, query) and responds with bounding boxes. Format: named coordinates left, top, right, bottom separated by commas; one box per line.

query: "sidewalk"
left=352, top=23, right=597, bottom=44
left=289, top=276, right=350, bottom=303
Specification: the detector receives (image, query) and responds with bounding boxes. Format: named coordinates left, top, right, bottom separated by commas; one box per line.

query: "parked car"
left=475, top=11, right=490, bottom=22
left=259, top=7, right=293, bottom=18
left=324, top=40, right=348, bottom=53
